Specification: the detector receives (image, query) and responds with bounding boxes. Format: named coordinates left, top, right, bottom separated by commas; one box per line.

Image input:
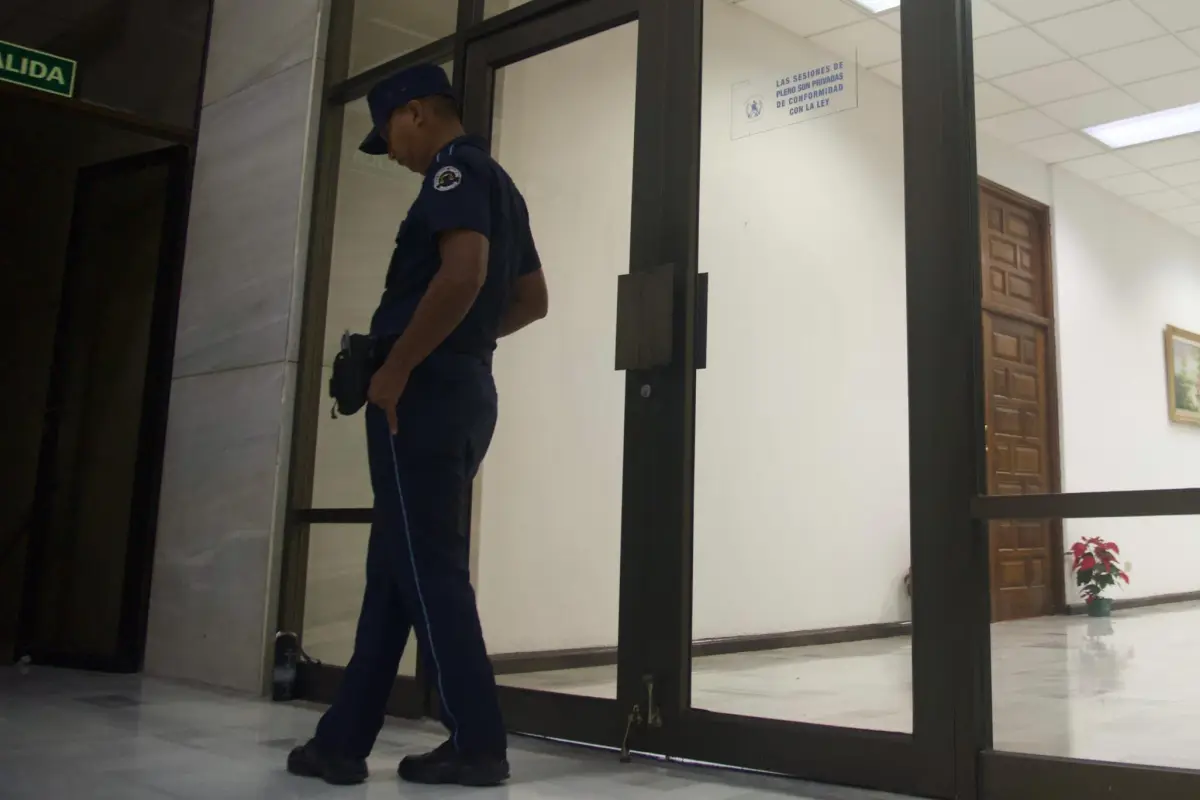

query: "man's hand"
left=368, top=360, right=411, bottom=435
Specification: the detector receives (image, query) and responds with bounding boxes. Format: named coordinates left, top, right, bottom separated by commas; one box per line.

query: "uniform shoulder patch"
left=433, top=165, right=462, bottom=192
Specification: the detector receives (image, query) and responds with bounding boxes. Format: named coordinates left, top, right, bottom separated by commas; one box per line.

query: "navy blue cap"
left=359, top=64, right=456, bottom=155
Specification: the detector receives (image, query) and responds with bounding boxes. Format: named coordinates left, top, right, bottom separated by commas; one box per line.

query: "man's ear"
left=410, top=99, right=428, bottom=128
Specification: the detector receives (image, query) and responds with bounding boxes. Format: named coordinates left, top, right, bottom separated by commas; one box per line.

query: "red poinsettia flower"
left=1080, top=554, right=1096, bottom=571
left=1098, top=541, right=1120, bottom=554
left=1121, top=573, right=1130, bottom=583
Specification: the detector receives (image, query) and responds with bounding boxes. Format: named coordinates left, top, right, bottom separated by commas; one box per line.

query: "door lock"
left=619, top=675, right=664, bottom=763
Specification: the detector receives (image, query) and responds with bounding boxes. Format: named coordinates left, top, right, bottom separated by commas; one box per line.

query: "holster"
left=328, top=332, right=389, bottom=418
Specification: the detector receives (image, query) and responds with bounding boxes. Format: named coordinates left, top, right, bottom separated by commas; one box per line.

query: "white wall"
left=1051, top=168, right=1200, bottom=604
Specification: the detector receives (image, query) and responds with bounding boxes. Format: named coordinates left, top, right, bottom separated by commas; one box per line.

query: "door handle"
left=615, top=264, right=674, bottom=371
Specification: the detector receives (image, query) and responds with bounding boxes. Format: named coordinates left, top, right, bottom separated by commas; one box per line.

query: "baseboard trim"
left=491, top=620, right=913, bottom=676
left=491, top=593, right=1200, bottom=675
left=1065, top=590, right=1200, bottom=615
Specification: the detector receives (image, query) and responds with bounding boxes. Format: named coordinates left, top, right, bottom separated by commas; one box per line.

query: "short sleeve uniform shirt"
left=369, top=134, right=540, bottom=362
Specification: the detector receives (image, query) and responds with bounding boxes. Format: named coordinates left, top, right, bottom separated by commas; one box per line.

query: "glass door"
left=458, top=0, right=649, bottom=744
left=290, top=1, right=974, bottom=795
left=605, top=1, right=968, bottom=798
left=460, top=3, right=968, bottom=797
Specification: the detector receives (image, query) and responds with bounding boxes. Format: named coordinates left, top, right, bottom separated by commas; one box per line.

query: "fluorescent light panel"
left=852, top=0, right=901, bottom=12
left=1085, top=102, right=1200, bottom=149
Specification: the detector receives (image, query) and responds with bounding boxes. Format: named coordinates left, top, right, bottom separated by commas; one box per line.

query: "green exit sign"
left=0, top=39, right=76, bottom=98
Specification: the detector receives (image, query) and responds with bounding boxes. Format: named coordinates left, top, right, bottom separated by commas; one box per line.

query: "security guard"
left=288, top=63, right=547, bottom=787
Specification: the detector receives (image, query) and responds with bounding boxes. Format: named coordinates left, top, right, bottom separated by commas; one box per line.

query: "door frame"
left=458, top=1, right=963, bottom=797
left=16, top=144, right=192, bottom=673
left=978, top=179, right=1067, bottom=619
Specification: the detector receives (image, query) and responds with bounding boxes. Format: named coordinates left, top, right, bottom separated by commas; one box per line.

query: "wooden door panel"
left=983, top=311, right=1054, bottom=621
left=980, top=189, right=1046, bottom=318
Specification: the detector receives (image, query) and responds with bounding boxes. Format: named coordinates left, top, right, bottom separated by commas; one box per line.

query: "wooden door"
left=980, top=186, right=1057, bottom=622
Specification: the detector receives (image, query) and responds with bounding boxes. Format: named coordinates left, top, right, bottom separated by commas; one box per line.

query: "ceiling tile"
left=1126, top=67, right=1200, bottom=108
left=1158, top=204, right=1200, bottom=223
left=1039, top=88, right=1148, bottom=127
left=978, top=108, right=1069, bottom=142
left=1125, top=188, right=1193, bottom=210
left=879, top=9, right=902, bottom=30
left=1034, top=1, right=1166, bottom=57
left=975, top=81, right=1028, bottom=118
left=810, top=20, right=902, bottom=68
left=993, top=60, right=1112, bottom=105
left=871, top=60, right=904, bottom=87
left=1182, top=183, right=1200, bottom=200
left=988, top=0, right=1109, bottom=24
left=1150, top=159, right=1200, bottom=185
left=1098, top=170, right=1171, bottom=193
left=1178, top=27, right=1200, bottom=52
left=1060, top=152, right=1140, bottom=178
left=739, top=0, right=866, bottom=37
left=1119, top=136, right=1200, bottom=168
left=1132, top=0, right=1200, bottom=32
left=1187, top=221, right=1200, bottom=235
left=971, top=0, right=1022, bottom=36
left=1081, top=35, right=1200, bottom=84
left=973, top=28, right=1070, bottom=78
left=1020, top=132, right=1105, bottom=161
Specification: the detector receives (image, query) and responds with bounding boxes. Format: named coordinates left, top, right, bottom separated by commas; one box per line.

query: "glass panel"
left=311, top=63, right=454, bottom=509
left=990, top=515, right=1200, bottom=771
left=303, top=63, right=451, bottom=673
left=349, top=0, right=458, bottom=76
left=474, top=21, right=638, bottom=700
left=302, top=524, right=419, bottom=676
left=972, top=4, right=1200, bottom=497
left=690, top=0, right=911, bottom=732
left=483, top=0, right=537, bottom=19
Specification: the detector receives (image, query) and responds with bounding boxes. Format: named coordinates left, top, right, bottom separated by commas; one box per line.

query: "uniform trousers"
left=314, top=354, right=506, bottom=759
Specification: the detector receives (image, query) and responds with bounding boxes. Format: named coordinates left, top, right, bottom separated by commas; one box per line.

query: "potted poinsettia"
left=1068, top=537, right=1129, bottom=617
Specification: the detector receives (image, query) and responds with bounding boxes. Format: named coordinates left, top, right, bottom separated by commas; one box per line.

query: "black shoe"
left=287, top=739, right=369, bottom=786
left=398, top=740, right=510, bottom=787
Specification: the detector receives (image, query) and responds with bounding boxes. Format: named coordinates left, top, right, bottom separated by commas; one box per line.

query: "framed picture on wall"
left=1165, top=325, right=1200, bottom=426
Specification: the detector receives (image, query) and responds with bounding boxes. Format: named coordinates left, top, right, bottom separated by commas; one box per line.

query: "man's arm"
left=498, top=268, right=548, bottom=338
left=383, top=229, right=489, bottom=373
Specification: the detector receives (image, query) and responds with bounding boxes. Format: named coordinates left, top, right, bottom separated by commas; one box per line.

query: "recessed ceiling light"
left=851, top=0, right=901, bottom=12
left=1084, top=102, right=1200, bottom=149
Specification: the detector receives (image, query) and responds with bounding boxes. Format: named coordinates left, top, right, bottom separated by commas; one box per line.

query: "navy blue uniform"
left=313, top=134, right=539, bottom=761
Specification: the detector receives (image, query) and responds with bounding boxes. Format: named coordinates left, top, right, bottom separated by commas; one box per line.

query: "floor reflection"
left=506, top=601, right=1200, bottom=769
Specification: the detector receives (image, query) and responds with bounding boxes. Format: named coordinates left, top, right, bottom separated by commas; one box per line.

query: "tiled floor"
left=503, top=602, right=1200, bottom=771
left=5, top=604, right=1197, bottom=798
left=0, top=667, right=908, bottom=800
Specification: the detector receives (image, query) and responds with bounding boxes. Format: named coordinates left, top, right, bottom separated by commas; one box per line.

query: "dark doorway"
left=0, top=93, right=190, bottom=671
